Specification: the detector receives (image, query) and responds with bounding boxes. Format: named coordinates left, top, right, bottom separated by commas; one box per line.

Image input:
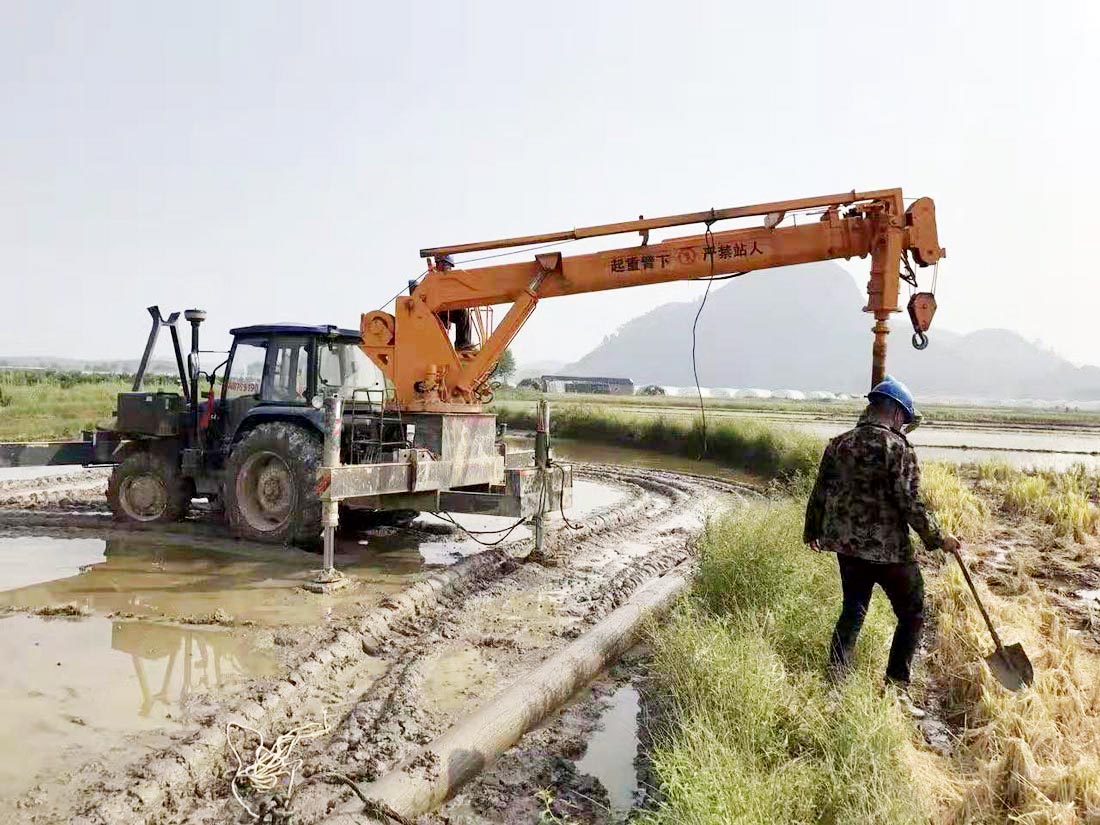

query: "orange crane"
left=361, top=188, right=944, bottom=411
left=0, top=187, right=945, bottom=566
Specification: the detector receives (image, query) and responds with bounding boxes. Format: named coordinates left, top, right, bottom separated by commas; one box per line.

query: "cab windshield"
left=317, top=341, right=385, bottom=397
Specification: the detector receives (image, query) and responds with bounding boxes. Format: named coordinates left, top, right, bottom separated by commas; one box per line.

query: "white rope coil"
left=227, top=714, right=329, bottom=819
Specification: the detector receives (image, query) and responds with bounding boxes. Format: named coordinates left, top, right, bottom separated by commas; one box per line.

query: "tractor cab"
left=213, top=324, right=386, bottom=449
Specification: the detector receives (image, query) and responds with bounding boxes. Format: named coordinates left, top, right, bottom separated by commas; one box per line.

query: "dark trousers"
left=829, top=554, right=925, bottom=684
left=445, top=309, right=473, bottom=350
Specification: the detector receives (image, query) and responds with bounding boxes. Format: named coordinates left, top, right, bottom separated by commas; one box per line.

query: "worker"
left=435, top=255, right=476, bottom=352
left=803, top=376, right=960, bottom=718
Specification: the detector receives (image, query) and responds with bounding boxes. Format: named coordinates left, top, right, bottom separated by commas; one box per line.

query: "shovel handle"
left=950, top=547, right=1005, bottom=650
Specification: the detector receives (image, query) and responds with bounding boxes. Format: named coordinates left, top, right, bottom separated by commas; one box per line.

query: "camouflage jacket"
left=803, top=413, right=945, bottom=563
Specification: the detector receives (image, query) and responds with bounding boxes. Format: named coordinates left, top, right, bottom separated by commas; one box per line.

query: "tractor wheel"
left=224, top=423, right=322, bottom=546
left=107, top=448, right=192, bottom=524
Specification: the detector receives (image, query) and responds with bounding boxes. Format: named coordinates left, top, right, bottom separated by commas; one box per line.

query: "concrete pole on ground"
left=316, top=564, right=693, bottom=823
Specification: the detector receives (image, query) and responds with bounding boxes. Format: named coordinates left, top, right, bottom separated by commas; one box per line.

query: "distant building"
left=541, top=374, right=634, bottom=395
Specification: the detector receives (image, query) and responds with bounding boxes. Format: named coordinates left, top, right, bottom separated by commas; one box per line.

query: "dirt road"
left=0, top=464, right=754, bottom=824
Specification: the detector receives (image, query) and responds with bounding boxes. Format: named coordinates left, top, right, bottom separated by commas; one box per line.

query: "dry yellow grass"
left=921, top=462, right=1100, bottom=824
left=976, top=461, right=1100, bottom=542
left=928, top=565, right=1100, bottom=823
left=922, top=462, right=991, bottom=542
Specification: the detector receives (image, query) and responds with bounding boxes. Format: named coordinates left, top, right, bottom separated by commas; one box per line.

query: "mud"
left=0, top=463, right=752, bottom=823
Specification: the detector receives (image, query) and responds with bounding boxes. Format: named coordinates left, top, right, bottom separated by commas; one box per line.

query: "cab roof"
left=230, top=323, right=362, bottom=340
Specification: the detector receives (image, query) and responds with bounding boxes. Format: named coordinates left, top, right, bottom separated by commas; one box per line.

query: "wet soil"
left=973, top=521, right=1100, bottom=651
left=0, top=464, right=750, bottom=823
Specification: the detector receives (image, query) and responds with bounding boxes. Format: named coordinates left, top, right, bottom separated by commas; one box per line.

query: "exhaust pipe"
left=184, top=309, right=206, bottom=440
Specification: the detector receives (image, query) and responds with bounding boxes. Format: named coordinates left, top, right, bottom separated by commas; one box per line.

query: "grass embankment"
left=497, top=403, right=822, bottom=479
left=639, top=503, right=944, bottom=824
left=637, top=437, right=1100, bottom=822
left=0, top=372, right=174, bottom=442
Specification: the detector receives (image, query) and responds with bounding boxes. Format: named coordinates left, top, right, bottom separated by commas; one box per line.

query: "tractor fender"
left=230, top=406, right=325, bottom=447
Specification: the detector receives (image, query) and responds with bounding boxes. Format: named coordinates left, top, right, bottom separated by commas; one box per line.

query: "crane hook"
left=907, top=292, right=936, bottom=352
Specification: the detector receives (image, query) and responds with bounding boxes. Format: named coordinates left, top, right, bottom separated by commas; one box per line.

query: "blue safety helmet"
left=868, top=376, right=918, bottom=424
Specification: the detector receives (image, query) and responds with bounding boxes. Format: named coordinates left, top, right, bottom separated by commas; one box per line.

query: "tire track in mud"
left=259, top=467, right=755, bottom=825
left=0, top=468, right=109, bottom=510
left=1, top=465, right=756, bottom=825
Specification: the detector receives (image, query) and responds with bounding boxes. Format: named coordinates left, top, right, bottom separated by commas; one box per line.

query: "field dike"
left=497, top=403, right=822, bottom=479
left=0, top=464, right=752, bottom=824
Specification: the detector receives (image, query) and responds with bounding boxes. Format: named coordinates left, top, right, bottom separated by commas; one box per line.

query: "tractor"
left=2, top=306, right=563, bottom=547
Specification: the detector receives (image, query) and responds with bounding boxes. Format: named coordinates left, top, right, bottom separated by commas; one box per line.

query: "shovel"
left=950, top=547, right=1034, bottom=691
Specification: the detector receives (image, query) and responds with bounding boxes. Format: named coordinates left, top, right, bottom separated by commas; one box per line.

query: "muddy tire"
left=225, top=423, right=322, bottom=546
left=106, top=448, right=192, bottom=524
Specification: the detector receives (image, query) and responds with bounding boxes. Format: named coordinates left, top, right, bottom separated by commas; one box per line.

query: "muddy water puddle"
left=575, top=683, right=641, bottom=820
left=415, top=479, right=627, bottom=564
left=0, top=478, right=619, bottom=624
left=0, top=613, right=278, bottom=800
left=0, top=534, right=423, bottom=625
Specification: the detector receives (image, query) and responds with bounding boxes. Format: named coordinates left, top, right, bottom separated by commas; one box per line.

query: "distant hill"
left=562, top=262, right=1100, bottom=401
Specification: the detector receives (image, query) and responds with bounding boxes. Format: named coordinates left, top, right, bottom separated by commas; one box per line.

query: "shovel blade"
left=986, top=643, right=1034, bottom=692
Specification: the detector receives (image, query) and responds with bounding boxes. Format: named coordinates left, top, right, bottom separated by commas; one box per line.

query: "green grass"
left=639, top=502, right=933, bottom=825
left=497, top=403, right=823, bottom=479
left=0, top=372, right=177, bottom=441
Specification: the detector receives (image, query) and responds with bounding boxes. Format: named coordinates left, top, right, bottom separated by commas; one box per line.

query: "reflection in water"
left=0, top=534, right=425, bottom=625
left=0, top=614, right=276, bottom=800
left=111, top=620, right=276, bottom=718
left=0, top=476, right=623, bottom=625
left=575, top=684, right=641, bottom=819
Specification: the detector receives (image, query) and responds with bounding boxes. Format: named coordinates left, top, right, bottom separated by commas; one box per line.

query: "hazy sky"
left=3, top=1, right=1098, bottom=368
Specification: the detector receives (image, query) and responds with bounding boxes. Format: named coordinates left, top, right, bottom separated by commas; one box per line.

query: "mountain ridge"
left=561, top=262, right=1100, bottom=400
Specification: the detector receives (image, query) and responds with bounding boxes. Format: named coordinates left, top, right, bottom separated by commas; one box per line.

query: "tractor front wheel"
left=107, top=448, right=192, bottom=524
left=225, top=423, right=322, bottom=546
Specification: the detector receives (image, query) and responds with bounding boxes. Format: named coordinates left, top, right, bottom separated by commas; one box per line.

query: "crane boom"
left=361, top=188, right=944, bottom=412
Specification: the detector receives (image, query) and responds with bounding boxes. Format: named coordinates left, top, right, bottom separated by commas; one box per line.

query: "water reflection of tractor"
left=111, top=620, right=271, bottom=718
left=0, top=189, right=944, bottom=552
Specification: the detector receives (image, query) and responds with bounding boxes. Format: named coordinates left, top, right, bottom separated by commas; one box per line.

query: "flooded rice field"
left=787, top=418, right=1100, bottom=470
left=0, top=475, right=629, bottom=811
